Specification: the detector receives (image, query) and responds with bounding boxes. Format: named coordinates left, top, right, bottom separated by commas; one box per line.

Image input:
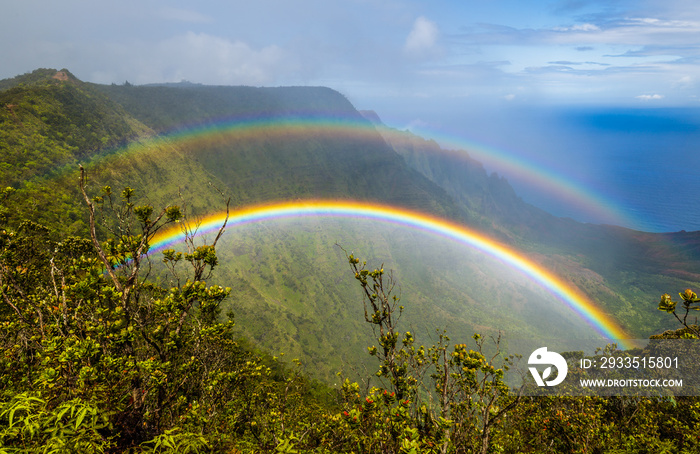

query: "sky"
left=3, top=0, right=700, bottom=231
left=3, top=0, right=700, bottom=111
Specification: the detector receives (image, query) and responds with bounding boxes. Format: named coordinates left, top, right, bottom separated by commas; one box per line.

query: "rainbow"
left=105, top=115, right=631, bottom=228
left=390, top=123, right=634, bottom=228
left=151, top=115, right=389, bottom=152
left=150, top=200, right=632, bottom=348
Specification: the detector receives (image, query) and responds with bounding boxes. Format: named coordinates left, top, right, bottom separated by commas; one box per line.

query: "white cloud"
left=673, top=75, right=694, bottom=89
left=504, top=94, right=516, bottom=101
left=404, top=16, right=439, bottom=56
left=81, top=32, right=298, bottom=86
left=150, top=32, right=297, bottom=85
left=635, top=94, right=664, bottom=100
left=626, top=17, right=700, bottom=29
left=554, top=23, right=600, bottom=32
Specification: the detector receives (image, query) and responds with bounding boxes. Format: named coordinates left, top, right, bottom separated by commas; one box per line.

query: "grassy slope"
left=208, top=218, right=598, bottom=381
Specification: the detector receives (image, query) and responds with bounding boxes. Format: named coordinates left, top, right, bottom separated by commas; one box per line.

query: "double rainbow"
left=150, top=200, right=631, bottom=348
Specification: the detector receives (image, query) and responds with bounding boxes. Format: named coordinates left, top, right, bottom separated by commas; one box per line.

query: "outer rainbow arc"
left=131, top=116, right=631, bottom=228
left=381, top=125, right=632, bottom=228
left=149, top=199, right=631, bottom=349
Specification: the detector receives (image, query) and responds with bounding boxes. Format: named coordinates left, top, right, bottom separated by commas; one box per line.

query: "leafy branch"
left=658, top=289, right=700, bottom=338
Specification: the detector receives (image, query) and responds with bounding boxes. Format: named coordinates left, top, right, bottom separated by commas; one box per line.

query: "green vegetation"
left=0, top=179, right=334, bottom=452
left=2, top=180, right=700, bottom=452
left=656, top=289, right=700, bottom=339
left=0, top=70, right=141, bottom=188
left=3, top=68, right=700, bottom=451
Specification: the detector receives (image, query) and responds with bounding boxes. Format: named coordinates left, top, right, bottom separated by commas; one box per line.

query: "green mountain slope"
left=3, top=68, right=698, bottom=382
left=0, top=69, right=142, bottom=186
left=207, top=216, right=605, bottom=381
left=92, top=83, right=467, bottom=219
left=0, top=70, right=229, bottom=233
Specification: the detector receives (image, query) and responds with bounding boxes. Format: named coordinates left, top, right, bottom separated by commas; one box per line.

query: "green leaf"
left=56, top=404, right=71, bottom=421
left=75, top=406, right=88, bottom=430
left=8, top=405, right=26, bottom=428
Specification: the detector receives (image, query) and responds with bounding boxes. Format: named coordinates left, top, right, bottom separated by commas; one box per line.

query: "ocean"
left=444, top=106, right=700, bottom=233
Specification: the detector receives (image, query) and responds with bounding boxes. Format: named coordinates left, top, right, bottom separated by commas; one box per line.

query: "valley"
left=2, top=69, right=699, bottom=381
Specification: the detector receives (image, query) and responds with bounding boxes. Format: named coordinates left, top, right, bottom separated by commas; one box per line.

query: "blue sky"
left=3, top=0, right=700, bottom=110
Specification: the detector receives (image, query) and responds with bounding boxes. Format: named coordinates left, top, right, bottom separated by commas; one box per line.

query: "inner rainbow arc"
left=149, top=199, right=631, bottom=348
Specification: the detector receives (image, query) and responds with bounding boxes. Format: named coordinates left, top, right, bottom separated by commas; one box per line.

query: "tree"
left=338, top=248, right=520, bottom=454
left=0, top=168, right=350, bottom=452
left=657, top=288, right=700, bottom=339
left=0, top=168, right=236, bottom=450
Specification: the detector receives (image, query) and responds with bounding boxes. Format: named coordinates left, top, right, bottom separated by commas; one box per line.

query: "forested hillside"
left=3, top=68, right=700, bottom=366
left=2, top=68, right=700, bottom=452
left=93, top=82, right=465, bottom=218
